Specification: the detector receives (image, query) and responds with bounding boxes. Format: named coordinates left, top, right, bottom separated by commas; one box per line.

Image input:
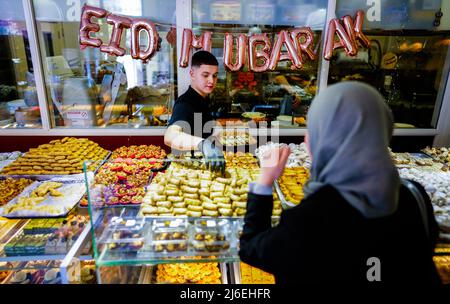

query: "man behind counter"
left=164, top=50, right=225, bottom=173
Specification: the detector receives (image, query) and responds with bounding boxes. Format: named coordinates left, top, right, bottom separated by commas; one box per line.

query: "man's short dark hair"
left=191, top=50, right=218, bottom=67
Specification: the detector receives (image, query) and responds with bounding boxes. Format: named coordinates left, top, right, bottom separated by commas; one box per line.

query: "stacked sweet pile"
left=240, top=262, right=275, bottom=284
left=92, top=158, right=155, bottom=206
left=434, top=256, right=450, bottom=284
left=255, top=142, right=311, bottom=168
left=0, top=262, right=13, bottom=283
left=278, top=167, right=309, bottom=205
left=0, top=178, right=33, bottom=206
left=218, top=130, right=256, bottom=146
left=1, top=137, right=108, bottom=175
left=140, top=167, right=282, bottom=217
left=80, top=260, right=96, bottom=284
left=224, top=152, right=259, bottom=169
left=110, top=145, right=166, bottom=161
left=156, top=257, right=221, bottom=284
left=423, top=147, right=450, bottom=167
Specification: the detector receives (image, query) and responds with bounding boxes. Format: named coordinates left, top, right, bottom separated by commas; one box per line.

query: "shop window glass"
left=34, top=0, right=177, bottom=128
left=336, top=0, right=447, bottom=30
left=192, top=0, right=327, bottom=128
left=329, top=1, right=450, bottom=128
left=0, top=0, right=41, bottom=129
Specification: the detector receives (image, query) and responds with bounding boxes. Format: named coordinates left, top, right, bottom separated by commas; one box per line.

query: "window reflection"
left=328, top=33, right=450, bottom=128
left=336, top=0, right=445, bottom=30
left=34, top=0, right=176, bottom=128
left=192, top=0, right=327, bottom=128
left=0, top=0, right=41, bottom=129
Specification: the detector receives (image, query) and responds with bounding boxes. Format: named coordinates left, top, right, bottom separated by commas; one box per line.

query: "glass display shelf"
left=0, top=219, right=94, bottom=284
left=83, top=156, right=282, bottom=268
left=89, top=214, right=243, bottom=267
left=0, top=203, right=94, bottom=284
left=0, top=208, right=92, bottom=261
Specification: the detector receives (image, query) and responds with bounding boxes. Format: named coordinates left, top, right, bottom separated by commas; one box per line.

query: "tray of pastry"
left=139, top=166, right=283, bottom=217
left=274, top=166, right=309, bottom=209
left=0, top=178, right=34, bottom=208
left=84, top=159, right=157, bottom=208
left=153, top=257, right=224, bottom=284
left=0, top=177, right=87, bottom=218
left=110, top=145, right=168, bottom=172
left=224, top=152, right=259, bottom=169
left=0, top=151, right=111, bottom=181
left=422, top=147, right=450, bottom=165
left=0, top=137, right=110, bottom=178
left=392, top=152, right=446, bottom=172
left=165, top=152, right=206, bottom=171
left=216, top=129, right=257, bottom=147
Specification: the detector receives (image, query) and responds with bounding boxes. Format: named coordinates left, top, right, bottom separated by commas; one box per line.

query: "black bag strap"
left=401, top=179, right=430, bottom=240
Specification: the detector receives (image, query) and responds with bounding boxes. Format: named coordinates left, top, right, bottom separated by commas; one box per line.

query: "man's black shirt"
left=168, top=86, right=213, bottom=139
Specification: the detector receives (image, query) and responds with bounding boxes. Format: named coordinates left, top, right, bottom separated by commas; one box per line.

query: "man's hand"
left=257, top=146, right=291, bottom=186
left=198, top=139, right=225, bottom=174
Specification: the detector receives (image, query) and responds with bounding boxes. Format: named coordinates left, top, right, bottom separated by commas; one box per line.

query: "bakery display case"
left=0, top=138, right=448, bottom=284
left=83, top=149, right=284, bottom=284
left=82, top=142, right=449, bottom=284
left=0, top=137, right=113, bottom=284
left=0, top=0, right=448, bottom=285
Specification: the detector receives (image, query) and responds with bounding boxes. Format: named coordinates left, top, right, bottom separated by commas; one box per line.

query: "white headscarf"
left=304, top=81, right=400, bottom=218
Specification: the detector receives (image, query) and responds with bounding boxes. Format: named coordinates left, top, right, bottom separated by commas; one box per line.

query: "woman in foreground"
left=239, top=81, right=441, bottom=285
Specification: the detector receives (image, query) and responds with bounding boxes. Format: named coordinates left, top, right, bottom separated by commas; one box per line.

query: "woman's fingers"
left=280, top=146, right=291, bottom=167
left=261, top=147, right=291, bottom=168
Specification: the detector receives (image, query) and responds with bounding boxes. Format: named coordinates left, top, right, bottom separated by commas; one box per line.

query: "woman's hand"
left=257, top=146, right=291, bottom=187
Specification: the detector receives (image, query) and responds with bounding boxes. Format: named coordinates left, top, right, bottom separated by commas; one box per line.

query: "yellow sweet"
left=240, top=262, right=275, bottom=284
left=278, top=167, right=309, bottom=205
left=156, top=256, right=221, bottom=284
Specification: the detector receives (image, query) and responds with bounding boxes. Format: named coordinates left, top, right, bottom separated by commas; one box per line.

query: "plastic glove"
left=197, top=139, right=225, bottom=174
